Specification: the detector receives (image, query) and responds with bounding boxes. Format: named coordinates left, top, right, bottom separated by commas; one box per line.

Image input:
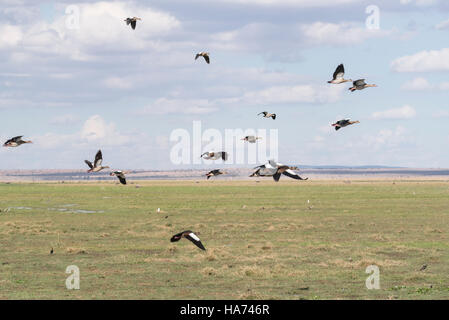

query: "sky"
left=0, top=0, right=449, bottom=170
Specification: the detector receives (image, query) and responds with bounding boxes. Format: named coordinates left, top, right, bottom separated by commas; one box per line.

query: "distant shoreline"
left=1, top=168, right=449, bottom=182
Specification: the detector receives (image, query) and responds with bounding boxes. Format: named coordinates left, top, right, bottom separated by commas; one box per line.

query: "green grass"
left=0, top=180, right=448, bottom=300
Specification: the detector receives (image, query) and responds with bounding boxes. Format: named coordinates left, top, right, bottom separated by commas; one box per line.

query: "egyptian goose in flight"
left=241, top=136, right=262, bottom=143
left=328, top=64, right=352, bottom=84
left=332, top=119, right=360, bottom=131
left=250, top=160, right=308, bottom=182
left=206, top=169, right=225, bottom=180
left=3, top=136, right=32, bottom=147
left=258, top=111, right=276, bottom=120
left=170, top=230, right=206, bottom=250
left=125, top=17, right=141, bottom=30
left=195, top=52, right=210, bottom=64
left=201, top=151, right=228, bottom=161
left=85, top=150, right=110, bottom=173
left=349, top=79, right=377, bottom=92
left=110, top=170, right=128, bottom=185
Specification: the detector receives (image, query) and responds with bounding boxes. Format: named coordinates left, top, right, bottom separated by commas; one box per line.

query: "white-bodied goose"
left=201, top=151, right=228, bottom=161
left=328, top=64, right=352, bottom=84
left=125, top=17, right=141, bottom=30
left=206, top=169, right=225, bottom=180
left=241, top=136, right=262, bottom=143
left=3, top=136, right=32, bottom=147
left=258, top=111, right=276, bottom=120
left=349, top=79, right=377, bottom=92
left=195, top=52, right=210, bottom=64
left=250, top=160, right=308, bottom=182
left=332, top=119, right=360, bottom=131
left=85, top=150, right=110, bottom=173
left=110, top=170, right=128, bottom=185
left=170, top=230, right=206, bottom=251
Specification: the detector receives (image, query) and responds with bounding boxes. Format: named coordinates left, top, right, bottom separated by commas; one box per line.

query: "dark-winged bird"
left=328, top=64, right=352, bottom=84
left=170, top=230, right=206, bottom=250
left=125, top=17, right=141, bottom=30
left=332, top=119, right=360, bottom=131
left=3, top=136, right=32, bottom=147
left=349, top=79, right=377, bottom=92
left=195, top=52, right=210, bottom=64
left=241, top=136, right=262, bottom=143
left=251, top=160, right=308, bottom=182
left=206, top=169, right=225, bottom=180
left=110, top=170, right=128, bottom=185
left=85, top=150, right=110, bottom=173
left=258, top=111, right=276, bottom=120
left=201, top=151, right=228, bottom=161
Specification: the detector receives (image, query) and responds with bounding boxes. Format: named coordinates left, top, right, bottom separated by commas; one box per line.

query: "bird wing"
left=125, top=18, right=131, bottom=25
left=271, top=114, right=276, bottom=120
left=354, top=79, right=366, bottom=86
left=268, top=160, right=280, bottom=168
left=94, top=150, right=103, bottom=167
left=203, top=54, right=210, bottom=64
left=283, top=169, right=308, bottom=180
left=170, top=231, right=184, bottom=242
left=333, top=64, right=345, bottom=80
left=11, top=136, right=23, bottom=142
left=220, top=152, right=228, bottom=161
left=131, top=20, right=137, bottom=29
left=185, top=232, right=206, bottom=250
left=258, top=111, right=267, bottom=116
left=115, top=172, right=126, bottom=185
left=84, top=160, right=93, bottom=169
left=273, top=172, right=282, bottom=182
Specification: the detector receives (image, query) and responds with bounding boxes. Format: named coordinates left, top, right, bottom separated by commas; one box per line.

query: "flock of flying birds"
left=2, top=17, right=378, bottom=251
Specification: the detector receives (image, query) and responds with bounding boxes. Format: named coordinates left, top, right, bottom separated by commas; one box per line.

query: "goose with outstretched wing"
left=85, top=150, right=110, bottom=173
left=170, top=230, right=206, bottom=251
left=195, top=52, right=210, bottom=64
left=201, top=151, right=228, bottom=161
left=328, top=64, right=352, bottom=84
left=3, top=136, right=32, bottom=147
left=110, top=170, right=128, bottom=185
left=125, top=17, right=141, bottom=30
left=349, top=79, right=377, bottom=92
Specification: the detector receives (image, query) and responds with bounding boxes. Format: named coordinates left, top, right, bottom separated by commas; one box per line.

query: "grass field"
left=0, top=180, right=448, bottom=300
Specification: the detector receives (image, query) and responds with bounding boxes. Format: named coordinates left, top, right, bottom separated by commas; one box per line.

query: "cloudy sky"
left=1, top=0, right=449, bottom=170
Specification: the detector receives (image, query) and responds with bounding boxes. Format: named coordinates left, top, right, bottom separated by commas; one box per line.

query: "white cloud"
left=215, top=0, right=359, bottom=7
left=436, top=19, right=449, bottom=30
left=400, top=0, right=439, bottom=6
left=49, top=114, right=79, bottom=125
left=401, top=77, right=449, bottom=91
left=301, top=22, right=390, bottom=46
left=401, top=77, right=432, bottom=90
left=391, top=48, right=449, bottom=72
left=141, top=98, right=218, bottom=115
left=371, top=105, right=416, bottom=120
left=237, top=84, right=345, bottom=105
left=81, top=115, right=130, bottom=145
left=103, top=77, right=132, bottom=90
left=0, top=24, right=23, bottom=48
left=1, top=2, right=180, bottom=60
left=35, top=115, right=131, bottom=149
